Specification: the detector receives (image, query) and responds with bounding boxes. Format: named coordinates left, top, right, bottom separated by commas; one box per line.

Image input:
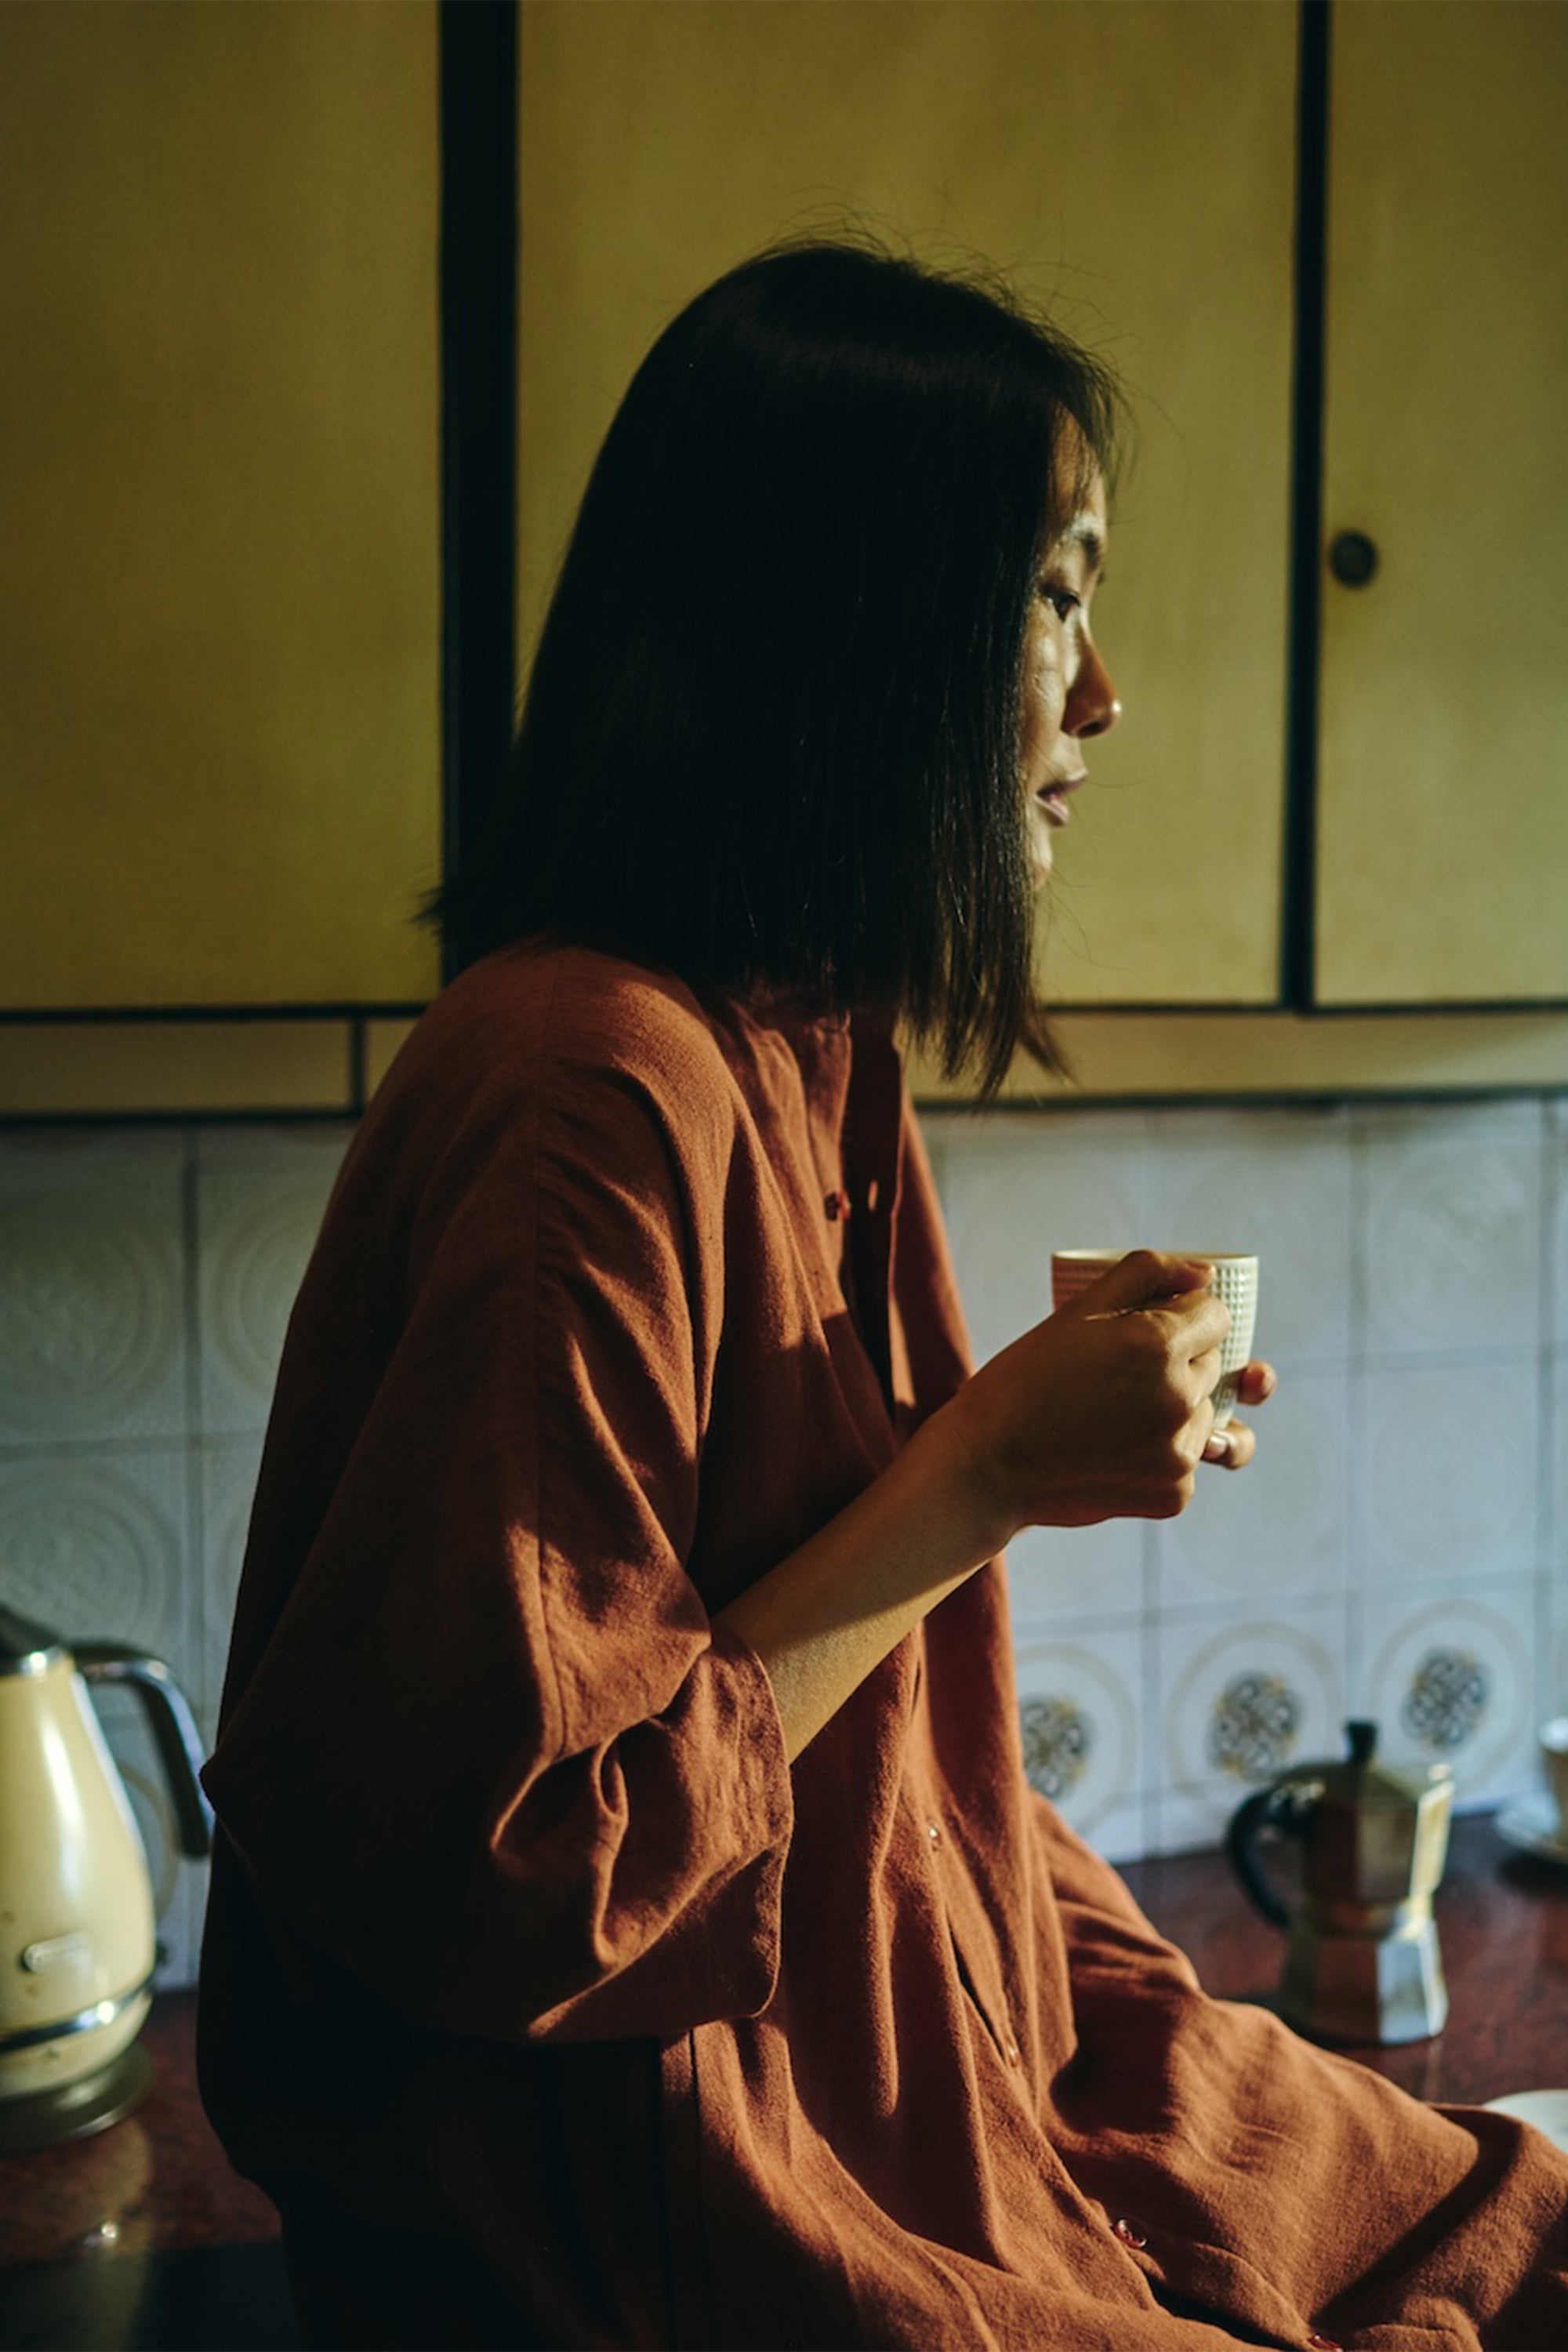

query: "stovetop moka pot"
left=1225, top=1719, right=1454, bottom=2045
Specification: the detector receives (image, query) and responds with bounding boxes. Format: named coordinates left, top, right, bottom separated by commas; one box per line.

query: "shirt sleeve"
left=204, top=1028, right=793, bottom=2047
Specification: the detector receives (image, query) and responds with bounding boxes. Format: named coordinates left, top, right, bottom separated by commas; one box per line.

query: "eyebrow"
left=1061, top=518, right=1106, bottom=579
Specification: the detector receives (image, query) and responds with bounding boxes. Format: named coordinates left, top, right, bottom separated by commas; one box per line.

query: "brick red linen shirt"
left=199, top=941, right=1568, bottom=2350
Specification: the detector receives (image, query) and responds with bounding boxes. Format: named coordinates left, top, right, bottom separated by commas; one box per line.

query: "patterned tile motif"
left=1207, top=1669, right=1303, bottom=1780
left=1157, top=1612, right=1341, bottom=1853
left=1019, top=1694, right=1093, bottom=1802
left=1363, top=1590, right=1534, bottom=1806
left=0, top=1451, right=189, bottom=1663
left=0, top=1134, right=185, bottom=1446
left=1352, top=1358, right=1539, bottom=1583
left=1355, top=1102, right=1543, bottom=1358
left=1014, top=1628, right=1141, bottom=1847
left=197, top=1131, right=349, bottom=1433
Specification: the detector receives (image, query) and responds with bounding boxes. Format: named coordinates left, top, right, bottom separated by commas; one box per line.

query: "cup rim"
left=1049, top=1248, right=1258, bottom=1265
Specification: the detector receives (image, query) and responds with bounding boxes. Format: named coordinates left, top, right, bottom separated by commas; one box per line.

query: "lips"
left=1035, top=771, right=1087, bottom=826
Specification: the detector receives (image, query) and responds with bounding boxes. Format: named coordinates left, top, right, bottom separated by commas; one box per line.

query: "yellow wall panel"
left=909, top=1011, right=1568, bottom=1104
left=0, top=2, right=441, bottom=1009
left=0, top=1022, right=352, bottom=1118
left=363, top=1017, right=420, bottom=1103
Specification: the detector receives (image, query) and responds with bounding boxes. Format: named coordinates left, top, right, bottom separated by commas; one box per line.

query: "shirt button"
left=925, top=1819, right=942, bottom=1847
left=1112, top=2217, right=1148, bottom=2251
left=824, top=1189, right=849, bottom=1220
left=1003, top=2034, right=1021, bottom=2066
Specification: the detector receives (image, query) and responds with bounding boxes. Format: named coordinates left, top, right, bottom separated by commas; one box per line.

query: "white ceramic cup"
left=1050, top=1250, right=1259, bottom=1430
left=1541, top=1717, right=1568, bottom=1835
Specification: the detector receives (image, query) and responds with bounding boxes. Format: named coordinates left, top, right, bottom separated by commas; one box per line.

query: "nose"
left=1065, top=639, right=1121, bottom=739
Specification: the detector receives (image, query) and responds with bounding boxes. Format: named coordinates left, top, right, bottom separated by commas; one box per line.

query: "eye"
left=1036, top=581, right=1083, bottom=624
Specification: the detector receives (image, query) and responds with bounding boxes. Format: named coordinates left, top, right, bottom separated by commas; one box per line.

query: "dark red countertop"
left=1117, top=1808, right=1568, bottom=2108
left=0, top=1992, right=278, bottom=2271
left=0, top=1813, right=1563, bottom=2277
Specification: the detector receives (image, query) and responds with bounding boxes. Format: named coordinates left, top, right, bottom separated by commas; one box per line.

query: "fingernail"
left=1203, top=1432, right=1230, bottom=1463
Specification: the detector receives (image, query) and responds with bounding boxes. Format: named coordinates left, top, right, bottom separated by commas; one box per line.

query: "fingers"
left=1165, top=1288, right=1230, bottom=1361
left=1077, top=1249, right=1217, bottom=1313
left=1203, top=1417, right=1257, bottom=1470
left=1200, top=1367, right=1275, bottom=1470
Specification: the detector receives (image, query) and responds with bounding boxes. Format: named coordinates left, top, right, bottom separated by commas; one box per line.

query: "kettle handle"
left=1225, top=1780, right=1321, bottom=1929
left=75, top=1644, right=213, bottom=1859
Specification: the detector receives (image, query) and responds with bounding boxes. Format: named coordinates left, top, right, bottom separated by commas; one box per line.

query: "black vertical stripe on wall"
left=439, top=0, right=519, bottom=984
left=1281, top=0, right=1331, bottom=1008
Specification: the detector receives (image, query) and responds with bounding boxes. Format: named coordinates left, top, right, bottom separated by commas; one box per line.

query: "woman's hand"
left=724, top=1256, right=1276, bottom=1762
left=1201, top=1359, right=1276, bottom=1470
left=936, top=1250, right=1236, bottom=1546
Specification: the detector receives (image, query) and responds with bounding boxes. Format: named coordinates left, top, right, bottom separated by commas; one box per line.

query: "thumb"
left=1073, top=1249, right=1214, bottom=1312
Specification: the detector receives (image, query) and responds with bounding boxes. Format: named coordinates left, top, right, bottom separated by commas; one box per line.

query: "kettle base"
left=0, top=2040, right=153, bottom=2157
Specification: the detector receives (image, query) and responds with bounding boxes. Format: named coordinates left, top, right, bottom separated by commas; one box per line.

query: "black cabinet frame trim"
left=438, top=0, right=520, bottom=985
left=1281, top=0, right=1330, bottom=1010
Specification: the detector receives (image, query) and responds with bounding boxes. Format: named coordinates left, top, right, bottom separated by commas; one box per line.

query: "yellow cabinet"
left=6, top=2, right=1566, bottom=1116
left=0, top=2, right=441, bottom=1024
left=1314, top=0, right=1568, bottom=1007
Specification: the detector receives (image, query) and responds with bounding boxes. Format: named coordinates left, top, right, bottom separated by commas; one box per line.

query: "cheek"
left=1020, top=648, right=1066, bottom=772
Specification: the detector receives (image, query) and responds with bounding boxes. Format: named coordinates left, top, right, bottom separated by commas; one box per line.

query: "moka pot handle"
left=1225, top=1779, right=1323, bottom=1929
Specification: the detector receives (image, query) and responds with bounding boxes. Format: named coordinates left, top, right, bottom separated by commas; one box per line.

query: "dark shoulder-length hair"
left=432, top=236, right=1121, bottom=1097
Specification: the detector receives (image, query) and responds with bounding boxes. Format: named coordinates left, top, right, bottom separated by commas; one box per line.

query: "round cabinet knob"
left=1327, top=529, right=1379, bottom=587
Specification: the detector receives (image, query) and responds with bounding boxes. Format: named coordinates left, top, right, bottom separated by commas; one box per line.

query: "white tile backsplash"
left=1359, top=1583, right=1537, bottom=1809
left=1014, top=1621, right=1146, bottom=1861
left=1153, top=1364, right=1349, bottom=1612
left=1552, top=1103, right=1568, bottom=1344
left=1354, top=1099, right=1544, bottom=1358
left=0, top=1091, right=1561, bottom=1979
left=1006, top=1514, right=1145, bottom=1629
left=937, top=1109, right=1149, bottom=1365
left=196, top=1128, right=349, bottom=1433
left=1349, top=1355, right=1541, bottom=1585
left=0, top=1449, right=191, bottom=1668
left=1145, top=1104, right=1354, bottom=1365
left=0, top=1130, right=187, bottom=1446
left=1149, top=1600, right=1345, bottom=1857
left=198, top=1433, right=268, bottom=1736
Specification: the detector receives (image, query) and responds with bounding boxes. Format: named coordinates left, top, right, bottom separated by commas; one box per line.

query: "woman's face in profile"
left=1021, top=463, right=1120, bottom=888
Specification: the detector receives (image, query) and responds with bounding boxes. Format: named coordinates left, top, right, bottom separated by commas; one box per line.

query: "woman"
left=199, top=241, right=1567, bottom=2349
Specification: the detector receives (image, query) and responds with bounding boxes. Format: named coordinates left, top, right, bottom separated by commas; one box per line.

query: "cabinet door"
left=1315, top=0, right=1568, bottom=1005
left=0, top=2, right=441, bottom=1011
left=518, top=0, right=1296, bottom=1009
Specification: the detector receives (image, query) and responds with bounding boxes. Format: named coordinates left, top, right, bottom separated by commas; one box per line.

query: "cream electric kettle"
left=0, top=1602, right=211, bottom=2151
